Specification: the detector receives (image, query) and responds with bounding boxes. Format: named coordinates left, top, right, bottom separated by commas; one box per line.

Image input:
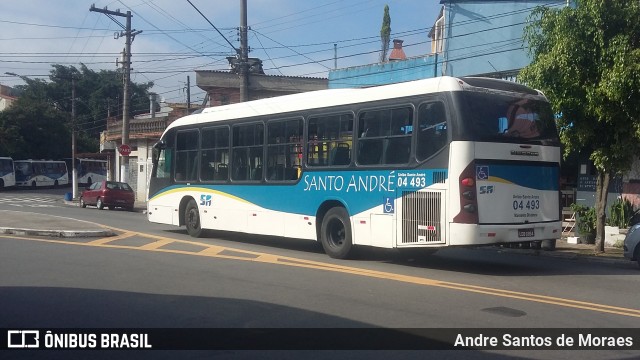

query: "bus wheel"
left=320, top=207, right=353, bottom=259
left=96, top=198, right=104, bottom=210
left=185, top=199, right=204, bottom=238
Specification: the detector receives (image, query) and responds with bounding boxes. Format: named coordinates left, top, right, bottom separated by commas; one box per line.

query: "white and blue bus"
left=0, top=157, right=16, bottom=190
left=66, top=158, right=108, bottom=185
left=148, top=77, right=561, bottom=259
left=14, top=159, right=69, bottom=188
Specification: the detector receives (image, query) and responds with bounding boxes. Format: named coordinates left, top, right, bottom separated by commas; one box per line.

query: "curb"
left=487, top=246, right=634, bottom=267
left=0, top=227, right=115, bottom=238
left=63, top=199, right=147, bottom=214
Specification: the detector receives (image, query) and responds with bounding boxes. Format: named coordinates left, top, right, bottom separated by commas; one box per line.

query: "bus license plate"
left=518, top=228, right=535, bottom=238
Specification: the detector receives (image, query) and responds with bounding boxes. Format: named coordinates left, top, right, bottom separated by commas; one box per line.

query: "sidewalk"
left=0, top=209, right=115, bottom=238
left=489, top=238, right=628, bottom=266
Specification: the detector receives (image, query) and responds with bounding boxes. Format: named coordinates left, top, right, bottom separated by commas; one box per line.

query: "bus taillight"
left=453, top=162, right=479, bottom=224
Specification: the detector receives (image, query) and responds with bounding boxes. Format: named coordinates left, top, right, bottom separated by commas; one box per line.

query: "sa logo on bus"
left=479, top=185, right=495, bottom=194
left=200, top=194, right=212, bottom=206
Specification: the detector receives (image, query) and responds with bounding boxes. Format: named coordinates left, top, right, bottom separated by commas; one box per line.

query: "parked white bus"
left=0, top=157, right=16, bottom=190
left=148, top=76, right=562, bottom=259
left=66, top=158, right=107, bottom=185
left=14, top=160, right=69, bottom=188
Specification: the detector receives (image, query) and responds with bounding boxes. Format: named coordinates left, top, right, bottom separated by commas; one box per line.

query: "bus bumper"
left=448, top=222, right=562, bottom=246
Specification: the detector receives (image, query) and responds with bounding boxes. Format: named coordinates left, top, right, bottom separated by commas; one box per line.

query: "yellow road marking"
left=138, top=239, right=175, bottom=250
left=2, top=231, right=640, bottom=319
left=87, top=231, right=136, bottom=245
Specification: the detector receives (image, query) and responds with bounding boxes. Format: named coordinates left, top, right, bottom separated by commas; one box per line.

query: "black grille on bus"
left=401, top=191, right=444, bottom=244
left=432, top=171, right=446, bottom=184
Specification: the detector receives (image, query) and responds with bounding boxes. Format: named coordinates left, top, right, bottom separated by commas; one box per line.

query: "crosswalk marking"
left=0, top=196, right=60, bottom=208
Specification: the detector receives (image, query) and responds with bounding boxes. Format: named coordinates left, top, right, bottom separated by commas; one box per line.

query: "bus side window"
left=417, top=102, right=448, bottom=161
left=176, top=130, right=199, bottom=182
left=232, top=123, right=264, bottom=182
left=267, top=118, right=303, bottom=182
left=307, top=114, right=353, bottom=167
left=201, top=126, right=230, bottom=182
left=357, top=107, right=412, bottom=165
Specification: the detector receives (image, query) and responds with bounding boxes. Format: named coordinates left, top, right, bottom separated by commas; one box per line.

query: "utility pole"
left=186, top=0, right=248, bottom=102
left=90, top=5, right=142, bottom=182
left=71, top=78, right=78, bottom=200
left=186, top=76, right=191, bottom=114
left=239, top=0, right=249, bottom=102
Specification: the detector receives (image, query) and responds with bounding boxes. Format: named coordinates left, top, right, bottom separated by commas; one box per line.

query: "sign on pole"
left=118, top=144, right=131, bottom=156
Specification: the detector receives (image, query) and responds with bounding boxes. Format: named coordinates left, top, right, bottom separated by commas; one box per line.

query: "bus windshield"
left=15, top=162, right=32, bottom=181
left=457, top=92, right=559, bottom=145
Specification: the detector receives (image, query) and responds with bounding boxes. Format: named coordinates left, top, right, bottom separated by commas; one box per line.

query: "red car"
left=80, top=180, right=135, bottom=211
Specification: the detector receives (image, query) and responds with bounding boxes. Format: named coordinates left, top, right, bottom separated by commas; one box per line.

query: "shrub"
left=570, top=203, right=596, bottom=236
left=607, top=198, right=636, bottom=228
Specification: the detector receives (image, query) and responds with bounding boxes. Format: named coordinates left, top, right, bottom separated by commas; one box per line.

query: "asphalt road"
left=1, top=187, right=639, bottom=359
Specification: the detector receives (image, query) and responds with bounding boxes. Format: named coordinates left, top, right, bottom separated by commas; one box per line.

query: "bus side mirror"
left=154, top=140, right=166, bottom=150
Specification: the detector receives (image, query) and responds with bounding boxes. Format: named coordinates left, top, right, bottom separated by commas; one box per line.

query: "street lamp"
left=4, top=72, right=78, bottom=199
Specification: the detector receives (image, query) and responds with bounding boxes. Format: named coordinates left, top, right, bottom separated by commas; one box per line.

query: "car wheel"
left=320, top=207, right=353, bottom=259
left=96, top=198, right=104, bottom=210
left=185, top=199, right=204, bottom=238
left=31, top=181, right=36, bottom=189
left=80, top=197, right=87, bottom=208
left=635, top=245, right=640, bottom=269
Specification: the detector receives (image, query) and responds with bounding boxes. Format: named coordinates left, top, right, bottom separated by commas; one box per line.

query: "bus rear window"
left=458, top=92, right=559, bottom=145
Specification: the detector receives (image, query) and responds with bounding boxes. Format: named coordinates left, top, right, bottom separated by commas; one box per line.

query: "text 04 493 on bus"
left=147, top=76, right=561, bottom=259
left=14, top=160, right=69, bottom=188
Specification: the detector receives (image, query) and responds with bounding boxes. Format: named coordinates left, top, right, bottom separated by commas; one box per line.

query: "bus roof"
left=165, top=76, right=544, bottom=134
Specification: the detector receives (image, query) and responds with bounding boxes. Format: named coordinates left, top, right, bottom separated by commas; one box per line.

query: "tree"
left=520, top=0, right=640, bottom=252
left=379, top=4, right=391, bottom=62
left=1, top=64, right=154, bottom=159
left=0, top=97, right=70, bottom=159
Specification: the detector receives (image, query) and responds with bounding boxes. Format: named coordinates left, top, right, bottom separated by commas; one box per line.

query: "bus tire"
left=185, top=199, right=204, bottom=238
left=96, top=198, right=104, bottom=210
left=320, top=207, right=353, bottom=259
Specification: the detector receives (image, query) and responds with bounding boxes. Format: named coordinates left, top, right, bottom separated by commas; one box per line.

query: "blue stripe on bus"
left=478, top=164, right=558, bottom=191
left=151, top=169, right=448, bottom=216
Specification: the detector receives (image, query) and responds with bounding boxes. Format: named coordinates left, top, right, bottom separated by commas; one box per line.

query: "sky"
left=0, top=0, right=442, bottom=106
